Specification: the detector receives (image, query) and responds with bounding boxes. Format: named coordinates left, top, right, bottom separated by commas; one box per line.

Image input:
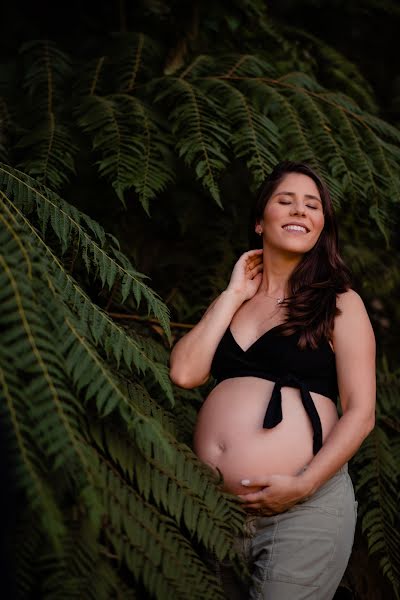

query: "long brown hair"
left=248, top=161, right=352, bottom=349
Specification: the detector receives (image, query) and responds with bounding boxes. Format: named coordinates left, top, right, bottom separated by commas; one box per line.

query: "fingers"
left=237, top=491, right=264, bottom=502
left=238, top=249, right=263, bottom=275
left=242, top=249, right=263, bottom=266
left=245, top=255, right=263, bottom=272
left=246, top=258, right=263, bottom=270
left=248, top=263, right=263, bottom=279
left=244, top=248, right=263, bottom=256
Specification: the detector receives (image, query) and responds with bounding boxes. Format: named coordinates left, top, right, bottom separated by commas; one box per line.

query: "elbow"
left=169, top=370, right=194, bottom=389
left=169, top=365, right=208, bottom=389
left=356, top=410, right=375, bottom=439
left=365, top=413, right=376, bottom=435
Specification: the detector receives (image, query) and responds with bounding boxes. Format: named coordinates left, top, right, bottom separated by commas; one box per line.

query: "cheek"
left=314, top=214, right=325, bottom=235
left=263, top=204, right=283, bottom=224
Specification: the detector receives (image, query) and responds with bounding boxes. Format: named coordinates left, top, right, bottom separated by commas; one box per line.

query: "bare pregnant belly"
left=193, top=377, right=339, bottom=495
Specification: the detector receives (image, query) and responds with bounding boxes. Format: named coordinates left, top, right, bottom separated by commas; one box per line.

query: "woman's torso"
left=193, top=307, right=339, bottom=495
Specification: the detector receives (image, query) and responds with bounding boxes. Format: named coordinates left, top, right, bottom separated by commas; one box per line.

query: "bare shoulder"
left=333, top=290, right=376, bottom=415
left=336, top=288, right=365, bottom=312
left=334, top=289, right=375, bottom=345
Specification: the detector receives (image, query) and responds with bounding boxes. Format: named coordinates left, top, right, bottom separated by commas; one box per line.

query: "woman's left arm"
left=238, top=289, right=376, bottom=513
left=297, top=288, right=376, bottom=496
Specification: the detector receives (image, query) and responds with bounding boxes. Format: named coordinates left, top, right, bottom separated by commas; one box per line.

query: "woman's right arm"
left=169, top=249, right=263, bottom=388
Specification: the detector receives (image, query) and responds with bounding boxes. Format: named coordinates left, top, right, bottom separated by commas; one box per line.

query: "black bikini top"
left=210, top=324, right=338, bottom=455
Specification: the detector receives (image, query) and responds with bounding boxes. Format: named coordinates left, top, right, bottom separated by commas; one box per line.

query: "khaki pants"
left=215, top=464, right=357, bottom=600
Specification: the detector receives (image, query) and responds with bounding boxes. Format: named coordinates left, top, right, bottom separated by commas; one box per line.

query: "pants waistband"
left=301, top=462, right=348, bottom=476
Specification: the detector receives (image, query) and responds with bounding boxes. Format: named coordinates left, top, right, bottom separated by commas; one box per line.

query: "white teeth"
left=283, top=225, right=307, bottom=233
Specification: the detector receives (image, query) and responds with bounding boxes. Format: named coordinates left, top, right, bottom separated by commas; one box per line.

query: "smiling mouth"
left=282, top=224, right=309, bottom=233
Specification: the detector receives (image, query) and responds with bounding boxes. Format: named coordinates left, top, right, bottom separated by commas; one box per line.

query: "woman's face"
left=257, top=172, right=325, bottom=255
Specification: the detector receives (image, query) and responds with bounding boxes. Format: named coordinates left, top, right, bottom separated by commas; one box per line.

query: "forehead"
left=274, top=172, right=321, bottom=199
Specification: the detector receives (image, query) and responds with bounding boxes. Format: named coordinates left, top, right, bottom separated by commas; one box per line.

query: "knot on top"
left=263, top=373, right=323, bottom=455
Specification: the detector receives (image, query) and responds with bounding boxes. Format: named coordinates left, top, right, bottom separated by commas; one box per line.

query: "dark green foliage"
left=0, top=171, right=246, bottom=598
left=0, top=3, right=399, bottom=597
left=352, top=363, right=400, bottom=597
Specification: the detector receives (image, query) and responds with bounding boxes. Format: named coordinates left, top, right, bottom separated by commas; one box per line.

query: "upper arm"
left=333, top=290, right=376, bottom=422
left=169, top=296, right=220, bottom=388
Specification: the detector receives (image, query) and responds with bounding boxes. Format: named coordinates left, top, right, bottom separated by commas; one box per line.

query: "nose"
left=290, top=202, right=306, bottom=216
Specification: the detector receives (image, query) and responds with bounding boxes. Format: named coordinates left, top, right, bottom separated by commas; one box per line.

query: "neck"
left=257, top=245, right=302, bottom=298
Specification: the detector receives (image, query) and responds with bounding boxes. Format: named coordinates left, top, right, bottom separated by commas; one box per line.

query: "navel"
left=217, top=440, right=226, bottom=453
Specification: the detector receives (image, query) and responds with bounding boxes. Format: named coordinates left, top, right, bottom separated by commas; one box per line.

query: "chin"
left=281, top=239, right=317, bottom=254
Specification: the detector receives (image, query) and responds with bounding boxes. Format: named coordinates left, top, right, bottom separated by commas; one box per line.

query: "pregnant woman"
left=169, top=161, right=376, bottom=599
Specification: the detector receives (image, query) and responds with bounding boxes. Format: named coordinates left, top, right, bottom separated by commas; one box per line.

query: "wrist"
left=222, top=288, right=246, bottom=306
left=296, top=471, right=318, bottom=499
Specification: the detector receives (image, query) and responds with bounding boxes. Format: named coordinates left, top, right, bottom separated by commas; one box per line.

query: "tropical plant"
left=0, top=1, right=399, bottom=597
left=0, top=164, right=246, bottom=599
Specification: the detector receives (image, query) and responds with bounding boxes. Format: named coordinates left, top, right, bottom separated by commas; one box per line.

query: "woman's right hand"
left=226, top=249, right=264, bottom=302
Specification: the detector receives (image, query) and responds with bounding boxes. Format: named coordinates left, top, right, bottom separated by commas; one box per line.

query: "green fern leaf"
left=77, top=93, right=174, bottom=212
left=16, top=40, right=76, bottom=190
left=155, top=77, right=230, bottom=205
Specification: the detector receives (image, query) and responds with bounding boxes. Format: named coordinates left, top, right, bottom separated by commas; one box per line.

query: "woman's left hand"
left=237, top=474, right=311, bottom=515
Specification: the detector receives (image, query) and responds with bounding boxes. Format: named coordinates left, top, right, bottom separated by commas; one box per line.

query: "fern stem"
left=210, top=73, right=375, bottom=131
left=178, top=79, right=218, bottom=201
left=126, top=33, right=144, bottom=92
left=106, top=312, right=193, bottom=330
left=90, top=57, right=106, bottom=96
left=44, top=40, right=53, bottom=115
left=223, top=54, right=251, bottom=78
left=179, top=55, right=206, bottom=80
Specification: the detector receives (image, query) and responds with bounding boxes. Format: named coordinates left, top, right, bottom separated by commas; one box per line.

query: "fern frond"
left=56, top=309, right=174, bottom=454
left=111, top=32, right=162, bottom=92
left=353, top=369, right=400, bottom=597
left=155, top=77, right=230, bottom=205
left=16, top=121, right=77, bottom=190
left=17, top=40, right=76, bottom=190
left=57, top=269, right=174, bottom=402
left=203, top=77, right=279, bottom=187
left=0, top=358, right=66, bottom=549
left=114, top=94, right=174, bottom=213
left=19, top=40, right=71, bottom=102
left=0, top=255, right=89, bottom=472
left=75, top=56, right=108, bottom=97
left=221, top=53, right=277, bottom=78
left=125, top=380, right=177, bottom=435
left=259, top=82, right=315, bottom=163
left=0, top=166, right=172, bottom=342
left=362, top=113, right=400, bottom=144
left=0, top=216, right=88, bottom=545
left=2, top=189, right=174, bottom=405
left=90, top=414, right=244, bottom=560
left=77, top=93, right=174, bottom=212
left=94, top=452, right=226, bottom=600
left=34, top=518, right=134, bottom=600
left=289, top=88, right=351, bottom=203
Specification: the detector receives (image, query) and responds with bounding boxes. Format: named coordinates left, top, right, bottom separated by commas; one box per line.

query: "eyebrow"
left=273, top=191, right=322, bottom=203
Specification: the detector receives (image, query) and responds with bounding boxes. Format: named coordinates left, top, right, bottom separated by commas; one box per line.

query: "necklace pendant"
left=276, top=297, right=283, bottom=304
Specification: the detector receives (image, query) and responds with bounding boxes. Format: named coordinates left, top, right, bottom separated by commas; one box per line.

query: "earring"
left=257, top=229, right=262, bottom=236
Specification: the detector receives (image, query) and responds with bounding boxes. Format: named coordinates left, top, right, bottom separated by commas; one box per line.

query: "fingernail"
left=241, top=479, right=250, bottom=485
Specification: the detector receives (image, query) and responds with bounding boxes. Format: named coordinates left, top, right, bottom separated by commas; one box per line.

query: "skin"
left=172, top=172, right=376, bottom=515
